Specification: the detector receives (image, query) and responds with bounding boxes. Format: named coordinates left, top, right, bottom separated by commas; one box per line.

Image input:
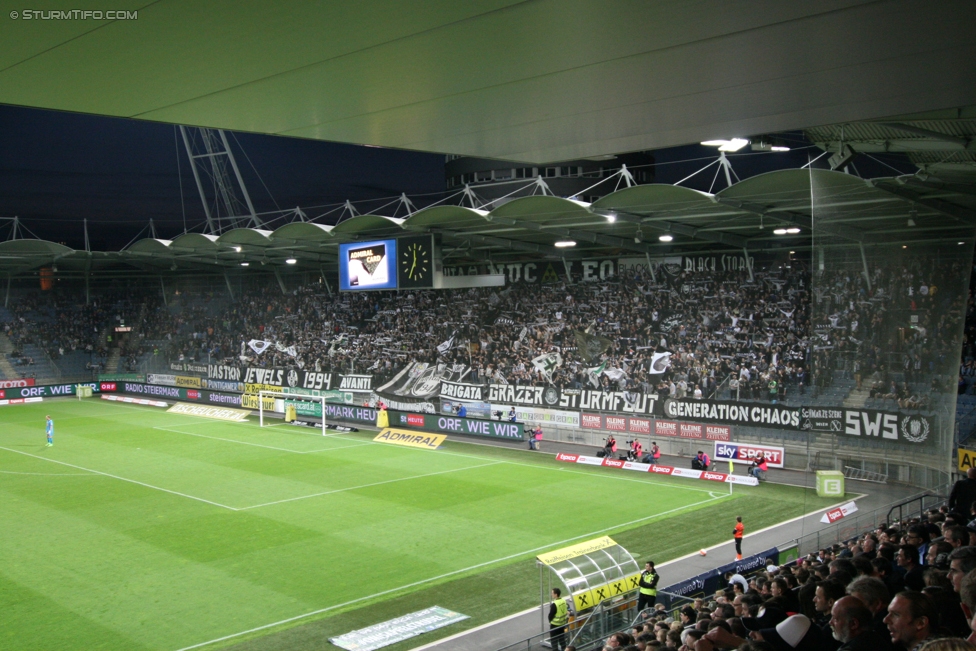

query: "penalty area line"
left=173, top=492, right=725, bottom=651
left=0, top=446, right=238, bottom=511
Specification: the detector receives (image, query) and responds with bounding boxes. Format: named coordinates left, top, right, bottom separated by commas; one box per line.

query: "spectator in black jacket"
left=951, top=470, right=976, bottom=517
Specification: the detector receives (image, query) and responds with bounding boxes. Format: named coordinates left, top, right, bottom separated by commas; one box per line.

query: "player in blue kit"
left=45, top=415, right=53, bottom=447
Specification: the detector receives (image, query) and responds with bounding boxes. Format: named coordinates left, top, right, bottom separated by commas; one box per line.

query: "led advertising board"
left=339, top=239, right=397, bottom=291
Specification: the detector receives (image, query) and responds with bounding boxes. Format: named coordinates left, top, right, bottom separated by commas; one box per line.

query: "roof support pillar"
left=645, top=252, right=656, bottom=283
left=320, top=267, right=332, bottom=295
left=562, top=257, right=573, bottom=284
left=4, top=274, right=10, bottom=308
left=273, top=269, right=287, bottom=294
left=859, top=242, right=872, bottom=291
left=223, top=272, right=235, bottom=301
left=160, top=276, right=168, bottom=308
left=743, top=247, right=754, bottom=283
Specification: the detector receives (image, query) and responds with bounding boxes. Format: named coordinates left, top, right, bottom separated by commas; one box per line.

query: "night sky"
left=0, top=104, right=917, bottom=252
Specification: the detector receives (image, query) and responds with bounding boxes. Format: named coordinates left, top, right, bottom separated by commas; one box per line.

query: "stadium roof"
left=1, top=1, right=973, bottom=164
left=2, top=168, right=973, bottom=277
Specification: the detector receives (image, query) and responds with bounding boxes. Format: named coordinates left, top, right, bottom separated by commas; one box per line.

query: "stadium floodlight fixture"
left=773, top=228, right=788, bottom=235
left=240, top=262, right=249, bottom=266
left=604, top=212, right=617, bottom=223
left=659, top=234, right=674, bottom=242
left=285, top=258, right=298, bottom=264
left=233, top=246, right=242, bottom=252
left=786, top=227, right=801, bottom=234
left=554, top=240, right=576, bottom=248
left=701, top=138, right=749, bottom=152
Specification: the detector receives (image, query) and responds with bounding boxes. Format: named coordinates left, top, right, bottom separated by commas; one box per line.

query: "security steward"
left=549, top=588, right=569, bottom=651
left=637, top=560, right=659, bottom=612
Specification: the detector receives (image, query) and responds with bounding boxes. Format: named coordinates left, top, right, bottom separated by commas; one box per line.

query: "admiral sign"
left=713, top=442, right=785, bottom=468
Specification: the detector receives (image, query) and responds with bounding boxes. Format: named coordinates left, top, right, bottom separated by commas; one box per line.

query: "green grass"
left=0, top=399, right=839, bottom=651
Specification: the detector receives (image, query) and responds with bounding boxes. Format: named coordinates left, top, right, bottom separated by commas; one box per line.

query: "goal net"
left=257, top=390, right=328, bottom=436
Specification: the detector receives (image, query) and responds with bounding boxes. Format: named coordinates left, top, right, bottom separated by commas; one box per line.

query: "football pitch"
left=0, top=400, right=839, bottom=651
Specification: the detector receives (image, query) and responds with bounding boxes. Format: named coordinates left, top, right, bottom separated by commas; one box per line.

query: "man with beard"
left=829, top=596, right=888, bottom=651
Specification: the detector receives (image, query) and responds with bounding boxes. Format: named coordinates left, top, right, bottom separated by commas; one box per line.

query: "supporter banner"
left=0, top=378, right=36, bottom=388
left=168, top=402, right=249, bottom=422
left=558, top=388, right=657, bottom=414
left=440, top=399, right=492, bottom=420
left=661, top=398, right=803, bottom=430
left=438, top=380, right=484, bottom=402
left=800, top=407, right=844, bottom=433
left=175, top=375, right=201, bottom=389
left=201, top=378, right=245, bottom=393
left=390, top=412, right=524, bottom=440
left=374, top=428, right=447, bottom=450
left=170, top=362, right=207, bottom=374
left=207, top=364, right=242, bottom=381
left=336, top=374, right=372, bottom=392
left=842, top=409, right=934, bottom=444
left=488, top=383, right=561, bottom=408
left=958, top=448, right=976, bottom=472
left=555, top=452, right=758, bottom=485
left=713, top=442, right=785, bottom=468
left=377, top=362, right=468, bottom=399
left=495, top=404, right=580, bottom=429
left=244, top=367, right=302, bottom=388
left=147, top=374, right=177, bottom=386
left=329, top=606, right=468, bottom=651
left=661, top=547, right=780, bottom=599
left=660, top=398, right=935, bottom=445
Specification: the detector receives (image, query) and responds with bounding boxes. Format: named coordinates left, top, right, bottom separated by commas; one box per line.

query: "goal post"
left=257, top=390, right=328, bottom=436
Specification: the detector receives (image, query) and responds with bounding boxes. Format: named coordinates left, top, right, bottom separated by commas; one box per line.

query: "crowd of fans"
left=592, top=499, right=976, bottom=651
left=0, top=255, right=967, bottom=414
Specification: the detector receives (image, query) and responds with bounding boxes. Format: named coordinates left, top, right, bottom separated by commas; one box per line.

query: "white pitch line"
left=152, top=426, right=373, bottom=455
left=0, top=470, right=96, bottom=476
left=0, top=446, right=238, bottom=511
left=409, top=493, right=866, bottom=651
left=238, top=461, right=506, bottom=510
left=173, top=492, right=725, bottom=651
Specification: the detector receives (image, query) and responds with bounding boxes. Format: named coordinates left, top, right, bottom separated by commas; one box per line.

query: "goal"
left=257, top=390, right=328, bottom=436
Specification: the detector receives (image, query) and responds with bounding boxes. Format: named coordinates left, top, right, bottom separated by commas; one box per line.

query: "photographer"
left=628, top=439, right=643, bottom=462
left=601, top=435, right=618, bottom=458
left=692, top=450, right=711, bottom=471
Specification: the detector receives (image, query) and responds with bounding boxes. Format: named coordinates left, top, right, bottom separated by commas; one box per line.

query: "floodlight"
left=285, top=258, right=297, bottom=264
left=554, top=241, right=576, bottom=248
left=658, top=235, right=674, bottom=242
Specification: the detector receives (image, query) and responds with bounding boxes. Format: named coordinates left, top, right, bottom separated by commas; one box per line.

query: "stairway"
left=0, top=333, right=19, bottom=379
left=105, top=346, right=122, bottom=374
left=843, top=387, right=871, bottom=408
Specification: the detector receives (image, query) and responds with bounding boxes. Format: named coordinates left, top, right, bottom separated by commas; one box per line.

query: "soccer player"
left=45, top=415, right=54, bottom=447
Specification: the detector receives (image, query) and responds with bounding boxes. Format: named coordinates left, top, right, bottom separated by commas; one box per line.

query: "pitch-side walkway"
left=406, top=433, right=921, bottom=651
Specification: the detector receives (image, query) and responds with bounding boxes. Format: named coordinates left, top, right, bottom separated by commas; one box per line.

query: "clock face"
left=398, top=237, right=433, bottom=288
